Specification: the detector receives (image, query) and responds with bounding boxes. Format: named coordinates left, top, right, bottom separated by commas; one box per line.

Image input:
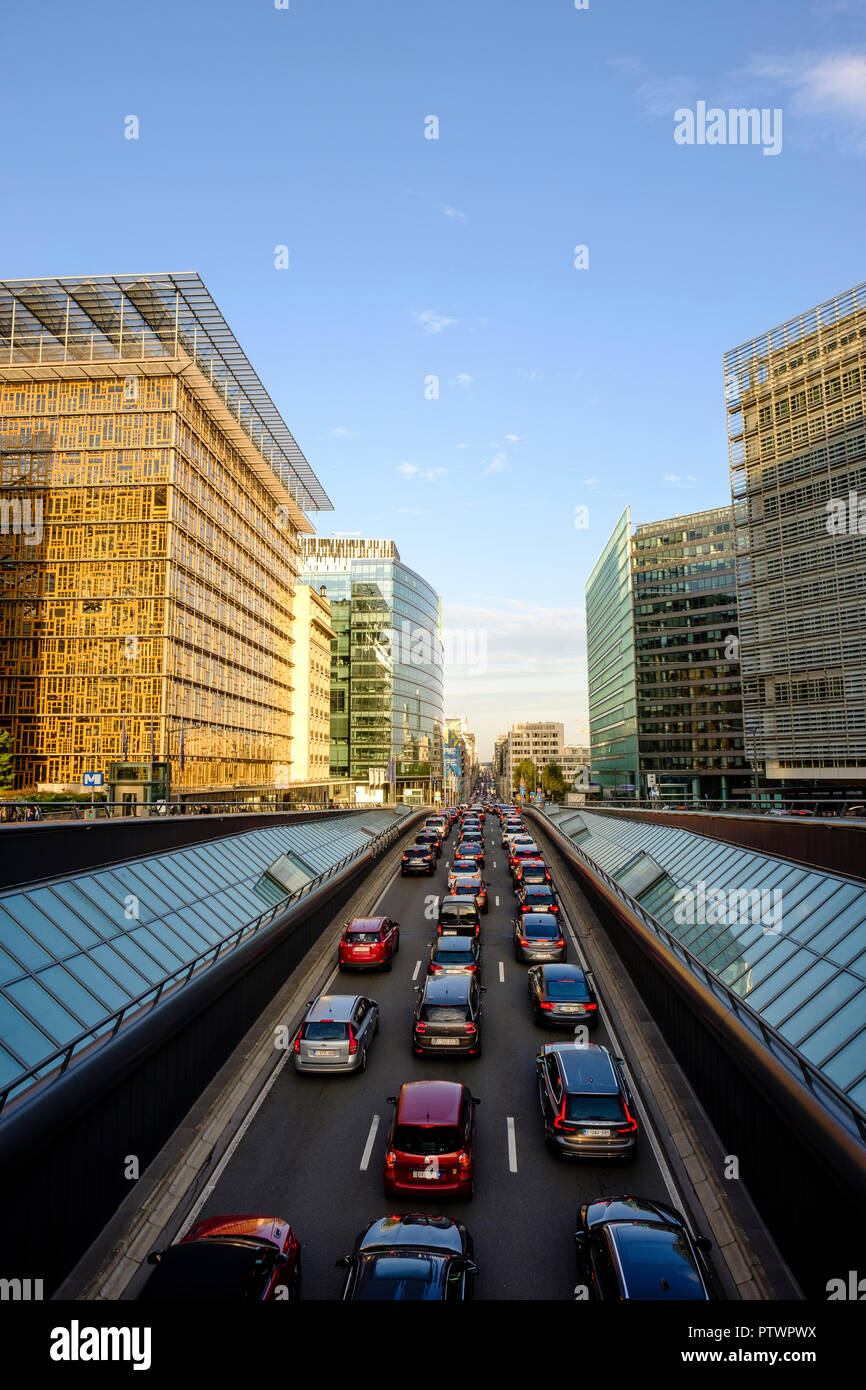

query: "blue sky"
left=3, top=0, right=865, bottom=756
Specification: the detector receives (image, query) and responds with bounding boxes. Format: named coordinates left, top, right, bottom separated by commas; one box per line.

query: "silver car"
left=293, top=994, right=379, bottom=1074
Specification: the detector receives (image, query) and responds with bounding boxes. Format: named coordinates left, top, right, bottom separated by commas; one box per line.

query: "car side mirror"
left=335, top=1256, right=351, bottom=1268
left=146, top=1251, right=163, bottom=1265
left=574, top=1233, right=588, bottom=1247
left=277, top=1251, right=290, bottom=1266
left=386, top=1095, right=397, bottom=1105
left=480, top=985, right=488, bottom=992
left=695, top=1236, right=712, bottom=1252
left=472, top=1096, right=481, bottom=1105
left=463, top=1261, right=479, bottom=1276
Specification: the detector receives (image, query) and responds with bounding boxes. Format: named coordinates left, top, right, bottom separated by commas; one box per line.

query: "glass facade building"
left=299, top=538, right=444, bottom=803
left=632, top=507, right=751, bottom=802
left=586, top=508, right=639, bottom=794
left=0, top=273, right=332, bottom=796
left=725, top=282, right=866, bottom=788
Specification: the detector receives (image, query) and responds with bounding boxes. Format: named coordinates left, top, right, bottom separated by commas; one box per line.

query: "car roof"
left=434, top=935, right=475, bottom=950
left=582, top=1196, right=687, bottom=1232
left=357, top=1215, right=464, bottom=1255
left=423, top=974, right=472, bottom=1002
left=608, top=1224, right=707, bottom=1299
left=548, top=1044, right=618, bottom=1092
left=397, top=1079, right=464, bottom=1125
left=441, top=894, right=477, bottom=905
left=307, top=995, right=361, bottom=1022
left=347, top=917, right=387, bottom=929
left=540, top=963, right=585, bottom=981
left=139, top=1239, right=274, bottom=1300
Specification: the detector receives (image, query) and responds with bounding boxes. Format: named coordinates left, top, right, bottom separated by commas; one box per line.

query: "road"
left=173, top=811, right=705, bottom=1300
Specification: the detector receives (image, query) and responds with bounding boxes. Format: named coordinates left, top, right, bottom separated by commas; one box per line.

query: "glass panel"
left=90, top=944, right=150, bottom=995
left=762, top=961, right=838, bottom=1028
left=190, top=845, right=234, bottom=886
left=177, top=907, right=225, bottom=944
left=0, top=913, right=53, bottom=971
left=139, top=863, right=186, bottom=908
left=0, top=1044, right=24, bottom=1088
left=6, top=978, right=82, bottom=1046
left=52, top=883, right=120, bottom=941
left=26, top=890, right=100, bottom=948
left=847, top=1074, right=866, bottom=1112
left=64, top=953, right=132, bottom=1009
left=161, top=912, right=212, bottom=952
left=744, top=951, right=827, bottom=1011
left=129, top=927, right=184, bottom=972
left=37, top=965, right=106, bottom=1028
left=809, top=901, right=866, bottom=955
left=163, top=852, right=218, bottom=896
left=108, top=936, right=165, bottom=985
left=778, top=973, right=863, bottom=1047
left=822, top=1034, right=866, bottom=1093
left=0, top=944, right=24, bottom=985
left=142, top=921, right=196, bottom=963
left=73, top=876, right=132, bottom=929
left=90, top=871, right=137, bottom=910
left=0, top=996, right=53, bottom=1066
left=829, top=922, right=866, bottom=968
left=798, top=988, right=866, bottom=1067
left=788, top=882, right=862, bottom=944
left=3, top=897, right=77, bottom=959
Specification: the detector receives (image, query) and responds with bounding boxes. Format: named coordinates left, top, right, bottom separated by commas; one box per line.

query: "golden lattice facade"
left=0, top=274, right=332, bottom=794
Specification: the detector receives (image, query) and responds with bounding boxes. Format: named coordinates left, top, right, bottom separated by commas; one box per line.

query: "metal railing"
left=0, top=809, right=419, bottom=1114
left=0, top=800, right=378, bottom=824
left=527, top=806, right=866, bottom=1146
left=568, top=798, right=866, bottom=819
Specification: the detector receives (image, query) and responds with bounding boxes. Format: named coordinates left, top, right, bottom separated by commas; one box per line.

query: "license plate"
left=430, top=1037, right=460, bottom=1046
left=584, top=1128, right=610, bottom=1137
left=354, top=947, right=370, bottom=953
left=313, top=1050, right=337, bottom=1057
left=559, top=1005, right=580, bottom=1013
left=411, top=1170, right=440, bottom=1179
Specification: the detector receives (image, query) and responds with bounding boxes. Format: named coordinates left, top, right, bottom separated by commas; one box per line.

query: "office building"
left=0, top=272, right=332, bottom=801
left=299, top=537, right=444, bottom=804
left=725, top=281, right=866, bottom=790
left=290, top=584, right=336, bottom=786
left=586, top=509, right=640, bottom=795
left=501, top=721, right=565, bottom=792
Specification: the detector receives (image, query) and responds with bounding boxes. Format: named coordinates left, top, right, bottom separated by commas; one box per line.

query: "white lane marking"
left=360, top=1115, right=380, bottom=1170
left=559, top=902, right=682, bottom=1210
left=506, top=1116, right=518, bottom=1172
left=495, top=895, right=500, bottom=907
left=412, top=959, right=421, bottom=981
left=493, top=860, right=497, bottom=868
left=498, top=961, right=505, bottom=983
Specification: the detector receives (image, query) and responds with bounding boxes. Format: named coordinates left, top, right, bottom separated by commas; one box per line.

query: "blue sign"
left=83, top=772, right=104, bottom=787
left=444, top=747, right=461, bottom=778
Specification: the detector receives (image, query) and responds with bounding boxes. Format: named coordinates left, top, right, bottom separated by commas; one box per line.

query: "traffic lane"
left=189, top=816, right=677, bottom=1299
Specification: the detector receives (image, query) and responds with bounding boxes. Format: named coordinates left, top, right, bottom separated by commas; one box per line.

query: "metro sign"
left=82, top=772, right=104, bottom=787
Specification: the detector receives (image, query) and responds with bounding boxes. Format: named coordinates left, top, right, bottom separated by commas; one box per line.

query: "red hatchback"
left=338, top=917, right=400, bottom=972
left=140, top=1214, right=300, bottom=1301
left=383, top=1081, right=480, bottom=1200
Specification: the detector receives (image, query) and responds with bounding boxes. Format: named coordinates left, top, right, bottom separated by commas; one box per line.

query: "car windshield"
left=303, top=1022, right=349, bottom=1041
left=139, top=1240, right=278, bottom=1301
left=565, top=1094, right=626, bottom=1122
left=522, top=918, right=558, bottom=938
left=354, top=1255, right=446, bottom=1300
left=347, top=932, right=381, bottom=943
left=435, top=949, right=475, bottom=965
left=393, top=1124, right=463, bottom=1154
left=544, top=978, right=590, bottom=1001
left=613, top=1226, right=707, bottom=1300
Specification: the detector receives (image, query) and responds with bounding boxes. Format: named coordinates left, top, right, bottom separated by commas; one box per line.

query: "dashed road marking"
left=499, top=961, right=505, bottom=983
left=360, top=1115, right=380, bottom=1170
left=506, top=1116, right=518, bottom=1172
left=412, top=959, right=421, bottom=981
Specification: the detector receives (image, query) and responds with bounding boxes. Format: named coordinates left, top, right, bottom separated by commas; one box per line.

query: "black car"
left=575, top=1196, right=714, bottom=1300
left=517, top=884, right=560, bottom=915
left=456, top=840, right=485, bottom=868
left=337, top=1215, right=477, bottom=1300
left=414, top=829, right=442, bottom=859
left=514, top=913, right=566, bottom=962
left=514, top=858, right=553, bottom=889
left=437, top=894, right=481, bottom=938
left=428, top=934, right=482, bottom=978
left=536, top=1043, right=638, bottom=1161
left=413, top=974, right=485, bottom=1056
left=528, top=963, right=599, bottom=1028
left=402, top=841, right=436, bottom=875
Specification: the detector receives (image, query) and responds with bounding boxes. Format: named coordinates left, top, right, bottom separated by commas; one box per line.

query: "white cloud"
left=636, top=76, right=699, bottom=116
left=397, top=507, right=425, bottom=515
left=505, top=433, right=520, bottom=442
left=441, top=205, right=468, bottom=222
left=455, top=442, right=469, bottom=449
left=451, top=373, right=473, bottom=387
left=481, top=452, right=509, bottom=478
left=664, top=472, right=698, bottom=487
left=413, top=309, right=459, bottom=334
left=518, top=368, right=539, bottom=382
left=330, top=426, right=355, bottom=438
left=583, top=476, right=600, bottom=488
left=748, top=50, right=866, bottom=119
left=397, top=462, right=447, bottom=482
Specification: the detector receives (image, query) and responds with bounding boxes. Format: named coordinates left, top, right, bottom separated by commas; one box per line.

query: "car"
left=513, top=858, right=553, bottom=889
left=425, top=816, right=449, bottom=841
left=513, top=912, right=566, bottom=962
left=414, top=829, right=443, bottom=858
left=427, top=934, right=481, bottom=977
left=336, top=1215, right=477, bottom=1300
left=536, top=1043, right=638, bottom=1161
left=517, top=884, right=559, bottom=915
left=456, top=840, right=485, bottom=868
left=402, top=841, right=436, bottom=875
left=510, top=844, right=542, bottom=878
left=574, top=1196, right=714, bottom=1300
left=528, top=963, right=599, bottom=1027
left=437, top=894, right=481, bottom=938
left=338, top=916, right=400, bottom=970
left=412, top=974, right=485, bottom=1056
left=449, top=857, right=481, bottom=881
left=140, top=1215, right=300, bottom=1301
left=383, top=1080, right=480, bottom=1198
left=294, top=994, right=379, bottom=1072
left=449, top=872, right=488, bottom=913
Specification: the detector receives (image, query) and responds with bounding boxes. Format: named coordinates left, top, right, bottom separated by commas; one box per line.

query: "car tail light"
left=583, top=1002, right=597, bottom=1011
left=402, top=854, right=408, bottom=860
left=385, top=1150, right=396, bottom=1168
left=348, top=1026, right=358, bottom=1055
left=539, top=1001, right=554, bottom=1010
left=552, top=1100, right=576, bottom=1132
left=617, top=1102, right=639, bottom=1134
left=293, top=1034, right=302, bottom=1053
left=429, top=964, right=442, bottom=973
left=415, top=1021, right=427, bottom=1032
left=464, top=1022, right=476, bottom=1034
left=465, top=964, right=477, bottom=971
left=458, top=1152, right=471, bottom=1168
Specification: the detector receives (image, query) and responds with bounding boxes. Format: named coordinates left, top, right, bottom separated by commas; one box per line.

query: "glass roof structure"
left=541, top=807, right=866, bottom=1118
left=0, top=810, right=407, bottom=1104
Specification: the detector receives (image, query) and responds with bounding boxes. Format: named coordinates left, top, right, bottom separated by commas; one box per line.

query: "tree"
left=541, top=761, right=567, bottom=799
left=513, top=758, right=536, bottom=795
left=0, top=730, right=13, bottom=791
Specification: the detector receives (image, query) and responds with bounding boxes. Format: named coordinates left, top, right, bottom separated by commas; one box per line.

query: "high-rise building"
left=587, top=505, right=751, bottom=801
left=725, top=282, right=866, bottom=790
left=299, top=537, right=444, bottom=805
left=290, top=584, right=336, bottom=786
left=503, top=721, right=565, bottom=791
left=0, top=273, right=332, bottom=801
left=561, top=744, right=590, bottom=786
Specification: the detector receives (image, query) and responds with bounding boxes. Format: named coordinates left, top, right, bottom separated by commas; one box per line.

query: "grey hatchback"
left=294, top=994, right=379, bottom=1074
left=536, top=1043, right=639, bottom=1161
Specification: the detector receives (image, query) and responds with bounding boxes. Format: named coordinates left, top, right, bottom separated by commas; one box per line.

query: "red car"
left=338, top=917, right=400, bottom=971
left=140, top=1214, right=300, bottom=1301
left=383, top=1080, right=480, bottom=1200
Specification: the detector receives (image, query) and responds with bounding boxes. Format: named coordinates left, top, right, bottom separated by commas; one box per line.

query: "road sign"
left=82, top=772, right=103, bottom=788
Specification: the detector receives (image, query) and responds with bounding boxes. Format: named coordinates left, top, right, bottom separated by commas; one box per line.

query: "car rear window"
left=354, top=1256, right=444, bottom=1300
left=434, top=949, right=475, bottom=965
left=421, top=1005, right=468, bottom=1023
left=544, top=978, right=591, bottom=1001
left=521, top=918, right=558, bottom=938
left=303, top=1022, right=349, bottom=1041
left=565, top=1094, right=626, bottom=1122
left=612, top=1226, right=706, bottom=1300
left=440, top=904, right=478, bottom=924
left=347, top=931, right=381, bottom=942
left=393, top=1125, right=463, bottom=1154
